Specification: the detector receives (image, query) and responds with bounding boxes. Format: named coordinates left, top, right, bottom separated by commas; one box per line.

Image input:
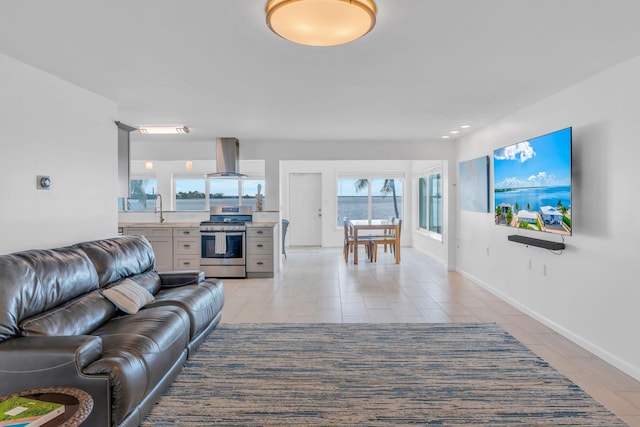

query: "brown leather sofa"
left=0, top=235, right=224, bottom=426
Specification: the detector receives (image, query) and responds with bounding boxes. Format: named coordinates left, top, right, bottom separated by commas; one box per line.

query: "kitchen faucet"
left=155, top=194, right=165, bottom=223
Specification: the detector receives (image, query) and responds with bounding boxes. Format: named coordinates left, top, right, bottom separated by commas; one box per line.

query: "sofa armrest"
left=158, top=270, right=205, bottom=288
left=0, top=336, right=111, bottom=427
left=0, top=335, right=102, bottom=374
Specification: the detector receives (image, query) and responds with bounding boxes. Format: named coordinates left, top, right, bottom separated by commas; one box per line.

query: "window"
left=419, top=178, right=427, bottom=229
left=241, top=179, right=266, bottom=211
left=207, top=178, right=266, bottom=208
left=418, top=171, right=442, bottom=235
left=175, top=178, right=206, bottom=211
left=173, top=177, right=265, bottom=211
left=128, top=179, right=158, bottom=211
left=429, top=173, right=442, bottom=234
left=209, top=178, right=240, bottom=207
left=337, top=177, right=403, bottom=225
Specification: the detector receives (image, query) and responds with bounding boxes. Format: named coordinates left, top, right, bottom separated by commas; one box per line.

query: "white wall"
left=0, top=53, right=117, bottom=253
left=455, top=55, right=640, bottom=380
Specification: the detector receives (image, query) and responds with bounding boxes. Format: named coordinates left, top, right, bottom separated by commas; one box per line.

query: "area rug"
left=141, top=323, right=625, bottom=426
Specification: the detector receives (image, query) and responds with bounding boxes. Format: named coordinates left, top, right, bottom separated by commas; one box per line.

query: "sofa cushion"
left=102, top=279, right=155, bottom=314
left=153, top=279, right=224, bottom=340
left=74, top=236, right=156, bottom=287
left=0, top=247, right=99, bottom=341
left=86, top=306, right=190, bottom=425
left=128, top=270, right=162, bottom=295
left=19, top=290, right=116, bottom=337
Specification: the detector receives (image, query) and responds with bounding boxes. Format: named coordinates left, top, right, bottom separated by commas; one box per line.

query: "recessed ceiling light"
left=460, top=124, right=471, bottom=129
left=441, top=135, right=451, bottom=139
left=449, top=130, right=460, bottom=134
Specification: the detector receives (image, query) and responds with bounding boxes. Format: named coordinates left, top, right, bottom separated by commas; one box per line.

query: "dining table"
left=348, top=219, right=401, bottom=265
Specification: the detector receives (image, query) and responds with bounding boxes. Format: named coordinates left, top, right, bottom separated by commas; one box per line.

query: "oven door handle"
left=200, top=231, right=245, bottom=236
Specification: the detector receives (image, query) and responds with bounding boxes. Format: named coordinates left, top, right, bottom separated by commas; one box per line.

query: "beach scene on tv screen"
left=494, top=127, right=571, bottom=235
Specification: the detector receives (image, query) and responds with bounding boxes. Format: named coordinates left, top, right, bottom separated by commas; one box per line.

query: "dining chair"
left=343, top=218, right=373, bottom=263
left=369, top=219, right=402, bottom=263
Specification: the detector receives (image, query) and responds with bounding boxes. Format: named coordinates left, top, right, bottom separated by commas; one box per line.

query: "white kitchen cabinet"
left=123, top=227, right=174, bottom=272
left=173, top=227, right=200, bottom=270
left=246, top=226, right=274, bottom=278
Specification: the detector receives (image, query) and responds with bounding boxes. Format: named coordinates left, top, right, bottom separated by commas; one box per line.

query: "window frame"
left=174, top=174, right=208, bottom=211
left=128, top=175, right=158, bottom=211
left=172, top=175, right=266, bottom=211
left=336, top=174, right=405, bottom=227
left=417, top=166, right=443, bottom=240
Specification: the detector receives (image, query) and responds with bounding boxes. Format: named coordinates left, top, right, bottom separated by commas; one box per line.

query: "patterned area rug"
left=142, top=323, right=625, bottom=426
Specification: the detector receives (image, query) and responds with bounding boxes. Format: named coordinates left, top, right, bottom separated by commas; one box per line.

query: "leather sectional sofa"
left=0, top=235, right=224, bottom=426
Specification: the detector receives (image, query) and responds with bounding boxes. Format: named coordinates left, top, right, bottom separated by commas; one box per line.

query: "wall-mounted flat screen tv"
left=493, top=127, right=572, bottom=236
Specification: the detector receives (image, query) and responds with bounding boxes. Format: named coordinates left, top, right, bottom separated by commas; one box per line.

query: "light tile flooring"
left=221, top=247, right=640, bottom=426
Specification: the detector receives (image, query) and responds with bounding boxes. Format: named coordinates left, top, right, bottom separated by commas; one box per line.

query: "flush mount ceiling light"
left=265, top=0, right=377, bottom=47
left=138, top=126, right=190, bottom=135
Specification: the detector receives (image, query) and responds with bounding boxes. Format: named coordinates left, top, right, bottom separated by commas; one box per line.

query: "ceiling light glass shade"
left=265, top=0, right=376, bottom=47
left=138, top=126, right=189, bottom=134
left=145, top=161, right=153, bottom=170
left=185, top=160, right=193, bottom=170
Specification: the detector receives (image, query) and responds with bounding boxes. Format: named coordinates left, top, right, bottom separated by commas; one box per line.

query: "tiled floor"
left=221, top=247, right=640, bottom=426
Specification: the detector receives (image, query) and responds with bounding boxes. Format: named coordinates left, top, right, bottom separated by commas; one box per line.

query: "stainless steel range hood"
left=207, top=137, right=246, bottom=177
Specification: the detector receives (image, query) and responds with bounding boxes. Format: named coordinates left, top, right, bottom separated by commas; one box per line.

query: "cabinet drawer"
left=246, top=255, right=273, bottom=272
left=174, top=256, right=200, bottom=270
left=123, top=227, right=146, bottom=236
left=247, top=227, right=273, bottom=238
left=147, top=227, right=172, bottom=237
left=173, top=227, right=199, bottom=237
left=247, top=237, right=273, bottom=255
left=174, top=238, right=200, bottom=254
left=125, top=227, right=173, bottom=237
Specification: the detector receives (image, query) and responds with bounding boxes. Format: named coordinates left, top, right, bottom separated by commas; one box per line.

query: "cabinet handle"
left=184, top=262, right=191, bottom=265
left=184, top=244, right=191, bottom=248
left=257, top=230, right=264, bottom=234
left=257, top=244, right=264, bottom=248
left=257, top=262, right=264, bottom=265
left=183, top=231, right=191, bottom=235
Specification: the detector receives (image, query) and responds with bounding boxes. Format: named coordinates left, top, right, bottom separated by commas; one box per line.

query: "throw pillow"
left=102, top=278, right=155, bottom=314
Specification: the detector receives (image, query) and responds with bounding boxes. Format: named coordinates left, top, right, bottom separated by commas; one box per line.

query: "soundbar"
left=507, top=235, right=565, bottom=250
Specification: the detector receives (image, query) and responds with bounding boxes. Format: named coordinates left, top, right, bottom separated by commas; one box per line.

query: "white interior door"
left=289, top=173, right=322, bottom=246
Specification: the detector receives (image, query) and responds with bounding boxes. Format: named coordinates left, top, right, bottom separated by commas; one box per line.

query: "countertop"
left=245, top=222, right=277, bottom=228
left=120, top=222, right=201, bottom=228
left=119, top=222, right=277, bottom=228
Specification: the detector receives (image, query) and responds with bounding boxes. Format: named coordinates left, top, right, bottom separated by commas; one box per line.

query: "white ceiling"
left=2, top=0, right=640, bottom=144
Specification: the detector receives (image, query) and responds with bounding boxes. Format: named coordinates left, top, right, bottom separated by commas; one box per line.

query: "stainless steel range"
left=200, top=205, right=253, bottom=278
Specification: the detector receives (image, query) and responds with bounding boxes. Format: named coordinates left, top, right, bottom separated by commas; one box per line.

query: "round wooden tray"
left=1, top=386, right=93, bottom=427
